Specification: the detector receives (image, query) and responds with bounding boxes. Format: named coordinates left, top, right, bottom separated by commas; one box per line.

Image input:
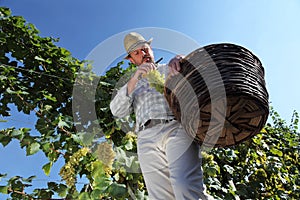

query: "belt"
left=140, top=119, right=175, bottom=131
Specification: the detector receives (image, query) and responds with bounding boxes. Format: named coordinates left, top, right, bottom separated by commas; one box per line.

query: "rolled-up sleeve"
left=110, top=83, right=133, bottom=118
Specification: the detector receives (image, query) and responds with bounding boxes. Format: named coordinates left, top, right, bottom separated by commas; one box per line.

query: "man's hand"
left=133, top=63, right=156, bottom=80
left=168, top=55, right=184, bottom=76
left=128, top=63, right=156, bottom=95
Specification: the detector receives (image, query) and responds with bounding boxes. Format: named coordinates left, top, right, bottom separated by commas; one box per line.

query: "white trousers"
left=137, top=120, right=213, bottom=200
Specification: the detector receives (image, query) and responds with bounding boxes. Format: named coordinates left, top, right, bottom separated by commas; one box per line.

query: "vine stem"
left=7, top=187, right=34, bottom=200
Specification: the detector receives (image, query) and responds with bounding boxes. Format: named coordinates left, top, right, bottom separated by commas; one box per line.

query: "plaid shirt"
left=110, top=64, right=175, bottom=131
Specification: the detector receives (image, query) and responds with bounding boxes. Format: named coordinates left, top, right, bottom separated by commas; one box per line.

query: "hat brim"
left=124, top=38, right=153, bottom=59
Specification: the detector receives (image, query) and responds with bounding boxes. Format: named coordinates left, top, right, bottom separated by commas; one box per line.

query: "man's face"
left=128, top=43, right=155, bottom=66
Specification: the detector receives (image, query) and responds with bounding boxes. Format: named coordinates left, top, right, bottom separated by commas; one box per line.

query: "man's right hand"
left=133, top=63, right=156, bottom=80
left=128, top=63, right=156, bottom=95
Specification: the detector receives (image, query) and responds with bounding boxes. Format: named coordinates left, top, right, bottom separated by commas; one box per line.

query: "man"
left=110, top=32, right=212, bottom=200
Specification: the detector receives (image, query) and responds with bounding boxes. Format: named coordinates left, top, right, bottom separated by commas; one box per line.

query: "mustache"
left=143, top=56, right=151, bottom=59
left=143, top=56, right=152, bottom=61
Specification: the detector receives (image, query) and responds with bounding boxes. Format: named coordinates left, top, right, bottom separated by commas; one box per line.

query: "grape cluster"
left=143, top=70, right=165, bottom=94
left=59, top=147, right=89, bottom=186
left=96, top=142, right=116, bottom=174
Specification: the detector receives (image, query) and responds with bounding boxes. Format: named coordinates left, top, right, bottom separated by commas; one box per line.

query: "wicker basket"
left=164, top=43, right=269, bottom=148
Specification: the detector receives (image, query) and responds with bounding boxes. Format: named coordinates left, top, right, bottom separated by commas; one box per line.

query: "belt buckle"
left=139, top=119, right=154, bottom=131
left=139, top=119, right=174, bottom=131
left=139, top=120, right=149, bottom=132
left=140, top=119, right=174, bottom=131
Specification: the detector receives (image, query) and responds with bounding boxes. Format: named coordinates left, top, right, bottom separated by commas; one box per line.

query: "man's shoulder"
left=157, top=63, right=168, bottom=69
left=156, top=63, right=169, bottom=75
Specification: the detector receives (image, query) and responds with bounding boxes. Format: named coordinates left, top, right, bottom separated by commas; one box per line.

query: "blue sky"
left=1, top=0, right=300, bottom=196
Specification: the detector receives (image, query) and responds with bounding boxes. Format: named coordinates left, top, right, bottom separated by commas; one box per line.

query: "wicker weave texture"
left=164, top=43, right=269, bottom=147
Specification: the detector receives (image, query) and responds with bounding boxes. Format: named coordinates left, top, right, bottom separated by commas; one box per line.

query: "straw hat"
left=124, top=32, right=153, bottom=58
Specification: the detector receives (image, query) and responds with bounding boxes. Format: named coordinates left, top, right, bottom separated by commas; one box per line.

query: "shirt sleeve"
left=110, top=83, right=133, bottom=118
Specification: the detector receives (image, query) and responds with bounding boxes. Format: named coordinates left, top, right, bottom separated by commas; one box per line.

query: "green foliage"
left=94, top=61, right=136, bottom=146
left=202, top=108, right=299, bottom=199
left=0, top=6, right=299, bottom=200
left=0, top=7, right=143, bottom=199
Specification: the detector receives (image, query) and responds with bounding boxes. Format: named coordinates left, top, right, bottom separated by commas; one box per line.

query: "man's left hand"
left=168, top=55, right=184, bottom=76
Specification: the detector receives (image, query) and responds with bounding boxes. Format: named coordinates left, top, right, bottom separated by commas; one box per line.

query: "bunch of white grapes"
left=96, top=141, right=116, bottom=174
left=143, top=70, right=165, bottom=94
left=59, top=147, right=89, bottom=186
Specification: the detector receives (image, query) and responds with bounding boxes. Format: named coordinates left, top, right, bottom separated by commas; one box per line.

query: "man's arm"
left=127, top=63, right=156, bottom=94
left=110, top=84, right=133, bottom=118
left=127, top=74, right=139, bottom=95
